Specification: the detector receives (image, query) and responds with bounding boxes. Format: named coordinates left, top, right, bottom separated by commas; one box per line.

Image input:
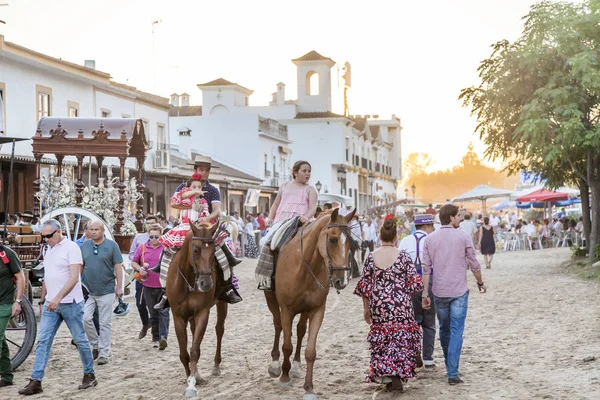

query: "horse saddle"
left=270, top=217, right=301, bottom=252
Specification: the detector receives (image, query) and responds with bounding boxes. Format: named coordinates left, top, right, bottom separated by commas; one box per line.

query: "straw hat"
left=186, top=155, right=219, bottom=168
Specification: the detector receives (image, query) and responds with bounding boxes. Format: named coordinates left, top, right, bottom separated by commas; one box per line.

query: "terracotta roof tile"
left=369, top=125, right=380, bottom=139
left=169, top=106, right=203, bottom=117
left=295, top=111, right=348, bottom=119
left=353, top=117, right=367, bottom=132
left=197, top=78, right=253, bottom=93
left=109, top=81, right=170, bottom=109
left=292, top=51, right=334, bottom=63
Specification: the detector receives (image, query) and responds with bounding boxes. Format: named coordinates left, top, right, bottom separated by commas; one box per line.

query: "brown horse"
left=167, top=222, right=228, bottom=398
left=265, top=208, right=356, bottom=399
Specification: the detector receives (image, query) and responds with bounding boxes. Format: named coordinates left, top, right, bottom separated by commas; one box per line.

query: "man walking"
left=129, top=215, right=158, bottom=340
left=81, top=221, right=123, bottom=365
left=19, top=220, right=96, bottom=395
left=362, top=217, right=377, bottom=262
left=421, top=204, right=487, bottom=385
left=399, top=214, right=436, bottom=369
left=0, top=244, right=24, bottom=389
left=131, top=225, right=169, bottom=350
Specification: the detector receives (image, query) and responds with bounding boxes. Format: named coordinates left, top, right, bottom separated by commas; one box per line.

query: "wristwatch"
left=477, top=281, right=485, bottom=286
left=15, top=298, right=22, bottom=303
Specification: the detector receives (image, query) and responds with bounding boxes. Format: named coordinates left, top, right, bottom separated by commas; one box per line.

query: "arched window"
left=306, top=71, right=319, bottom=96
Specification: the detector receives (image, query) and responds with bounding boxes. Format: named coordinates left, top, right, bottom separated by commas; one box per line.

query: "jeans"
left=0, top=304, right=13, bottom=383
left=412, top=280, right=436, bottom=363
left=143, top=287, right=170, bottom=341
left=32, top=301, right=94, bottom=381
left=84, top=293, right=114, bottom=358
left=433, top=291, right=469, bottom=378
left=135, top=281, right=149, bottom=327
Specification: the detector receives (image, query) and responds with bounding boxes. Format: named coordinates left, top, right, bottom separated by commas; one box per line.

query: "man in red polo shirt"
left=256, top=213, right=267, bottom=237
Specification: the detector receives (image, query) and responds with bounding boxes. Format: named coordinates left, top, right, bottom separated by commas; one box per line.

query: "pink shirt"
left=132, top=241, right=163, bottom=288
left=421, top=225, right=481, bottom=298
left=43, top=238, right=84, bottom=303
left=274, top=182, right=310, bottom=224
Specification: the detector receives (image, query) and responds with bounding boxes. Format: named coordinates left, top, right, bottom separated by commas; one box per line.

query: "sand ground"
left=5, top=247, right=600, bottom=400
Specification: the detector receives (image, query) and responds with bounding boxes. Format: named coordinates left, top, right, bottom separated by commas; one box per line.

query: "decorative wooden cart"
left=7, top=117, right=149, bottom=369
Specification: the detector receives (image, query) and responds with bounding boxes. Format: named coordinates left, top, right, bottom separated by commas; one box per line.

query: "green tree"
left=459, top=0, right=600, bottom=258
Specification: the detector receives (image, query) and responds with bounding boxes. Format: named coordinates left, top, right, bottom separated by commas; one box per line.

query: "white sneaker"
left=152, top=341, right=159, bottom=348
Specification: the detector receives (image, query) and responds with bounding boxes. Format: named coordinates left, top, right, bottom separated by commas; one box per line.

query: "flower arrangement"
left=120, top=220, right=137, bottom=236
left=36, top=165, right=143, bottom=235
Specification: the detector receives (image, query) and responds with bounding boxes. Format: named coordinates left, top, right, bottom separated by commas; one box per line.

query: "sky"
left=0, top=0, right=542, bottom=172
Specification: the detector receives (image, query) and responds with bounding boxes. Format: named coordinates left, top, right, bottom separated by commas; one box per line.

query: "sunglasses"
left=149, top=235, right=160, bottom=239
left=41, top=230, right=58, bottom=239
left=93, top=244, right=98, bottom=255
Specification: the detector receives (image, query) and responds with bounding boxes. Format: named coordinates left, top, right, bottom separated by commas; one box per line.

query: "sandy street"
left=5, top=247, right=600, bottom=400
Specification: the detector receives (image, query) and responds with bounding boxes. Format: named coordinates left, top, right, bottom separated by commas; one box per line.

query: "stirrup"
left=219, top=280, right=242, bottom=304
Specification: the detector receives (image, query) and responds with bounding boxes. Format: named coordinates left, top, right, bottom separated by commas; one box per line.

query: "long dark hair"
left=292, top=160, right=311, bottom=180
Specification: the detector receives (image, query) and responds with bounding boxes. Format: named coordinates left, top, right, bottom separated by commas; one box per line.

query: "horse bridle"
left=299, top=222, right=352, bottom=294
left=178, top=226, right=222, bottom=292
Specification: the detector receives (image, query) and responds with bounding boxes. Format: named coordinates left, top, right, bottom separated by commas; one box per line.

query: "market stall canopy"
left=491, top=200, right=517, bottom=211
left=33, top=117, right=148, bottom=158
left=516, top=188, right=569, bottom=203
left=318, top=193, right=354, bottom=207
left=452, top=185, right=514, bottom=211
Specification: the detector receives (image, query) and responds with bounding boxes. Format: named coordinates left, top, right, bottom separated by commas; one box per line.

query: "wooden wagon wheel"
left=40, top=207, right=114, bottom=241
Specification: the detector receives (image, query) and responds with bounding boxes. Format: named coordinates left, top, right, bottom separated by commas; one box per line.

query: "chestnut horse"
left=167, top=222, right=228, bottom=398
left=265, top=208, right=356, bottom=399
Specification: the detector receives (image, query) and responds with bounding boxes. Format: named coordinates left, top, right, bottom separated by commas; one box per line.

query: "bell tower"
left=292, top=51, right=335, bottom=113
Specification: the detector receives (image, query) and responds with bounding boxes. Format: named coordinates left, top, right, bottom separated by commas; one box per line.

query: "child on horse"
left=152, top=168, right=242, bottom=308
left=255, top=160, right=318, bottom=291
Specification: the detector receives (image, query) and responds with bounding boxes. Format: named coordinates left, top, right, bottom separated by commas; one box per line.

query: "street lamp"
left=337, top=166, right=347, bottom=195
left=315, top=180, right=322, bottom=193
left=404, top=187, right=409, bottom=200
left=411, top=182, right=416, bottom=202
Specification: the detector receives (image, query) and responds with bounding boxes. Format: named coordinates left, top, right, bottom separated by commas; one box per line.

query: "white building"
left=169, top=50, right=402, bottom=213
left=0, top=34, right=170, bottom=213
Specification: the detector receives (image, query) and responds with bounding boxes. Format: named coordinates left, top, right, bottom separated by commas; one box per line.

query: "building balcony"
left=259, top=117, right=288, bottom=140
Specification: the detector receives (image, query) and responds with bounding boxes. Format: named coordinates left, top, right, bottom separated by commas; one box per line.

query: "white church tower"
left=292, top=51, right=335, bottom=113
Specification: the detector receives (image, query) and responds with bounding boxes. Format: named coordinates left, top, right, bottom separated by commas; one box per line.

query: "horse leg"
left=265, top=291, right=282, bottom=378
left=303, top=305, right=326, bottom=400
left=212, top=301, right=228, bottom=376
left=173, top=315, right=191, bottom=378
left=279, top=306, right=295, bottom=386
left=291, top=312, right=308, bottom=379
left=185, top=308, right=210, bottom=398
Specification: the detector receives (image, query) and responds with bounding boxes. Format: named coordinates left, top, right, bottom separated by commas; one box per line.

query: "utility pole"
left=152, top=20, right=161, bottom=91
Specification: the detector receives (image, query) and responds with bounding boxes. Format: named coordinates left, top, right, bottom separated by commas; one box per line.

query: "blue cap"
left=414, top=214, right=434, bottom=225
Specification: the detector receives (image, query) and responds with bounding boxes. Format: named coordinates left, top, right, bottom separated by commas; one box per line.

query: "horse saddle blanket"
left=270, top=217, right=301, bottom=252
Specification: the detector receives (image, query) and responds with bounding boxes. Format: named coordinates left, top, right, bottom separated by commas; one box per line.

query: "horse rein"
left=178, top=224, right=224, bottom=292
left=299, top=222, right=352, bottom=294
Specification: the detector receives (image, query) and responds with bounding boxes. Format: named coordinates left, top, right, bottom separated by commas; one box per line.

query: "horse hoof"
left=185, top=387, right=197, bottom=398
left=303, top=394, right=319, bottom=400
left=211, top=366, right=221, bottom=376
left=290, top=361, right=302, bottom=379
left=278, top=378, right=293, bottom=388
left=268, top=361, right=281, bottom=378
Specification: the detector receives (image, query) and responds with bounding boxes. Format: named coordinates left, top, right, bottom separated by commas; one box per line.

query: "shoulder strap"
left=412, top=232, right=426, bottom=264
left=141, top=243, right=146, bottom=264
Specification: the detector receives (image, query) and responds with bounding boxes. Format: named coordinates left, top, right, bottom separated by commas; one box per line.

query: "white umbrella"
left=452, top=185, right=514, bottom=212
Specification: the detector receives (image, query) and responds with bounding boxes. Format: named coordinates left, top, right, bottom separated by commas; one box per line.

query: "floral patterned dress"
left=354, top=251, right=424, bottom=383
left=159, top=187, right=209, bottom=248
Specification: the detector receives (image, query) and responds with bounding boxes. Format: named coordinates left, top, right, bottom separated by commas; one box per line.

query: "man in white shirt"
left=509, top=212, right=517, bottom=229
left=490, top=213, right=501, bottom=228
left=20, top=220, right=97, bottom=395
left=399, top=214, right=436, bottom=368
left=459, top=214, right=477, bottom=244
left=523, top=221, right=537, bottom=237
left=362, top=217, right=377, bottom=258
left=553, top=218, right=563, bottom=232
